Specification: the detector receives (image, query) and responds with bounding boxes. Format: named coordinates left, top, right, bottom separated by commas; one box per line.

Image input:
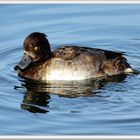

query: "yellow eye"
left=34, top=46, right=39, bottom=51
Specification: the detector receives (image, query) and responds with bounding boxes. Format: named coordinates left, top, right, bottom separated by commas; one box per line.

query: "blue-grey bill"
left=14, top=55, right=32, bottom=70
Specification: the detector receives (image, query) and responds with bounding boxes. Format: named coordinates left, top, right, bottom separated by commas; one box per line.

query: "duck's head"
left=14, top=32, right=51, bottom=71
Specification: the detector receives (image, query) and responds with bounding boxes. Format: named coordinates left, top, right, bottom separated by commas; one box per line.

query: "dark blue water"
left=1, top=4, right=140, bottom=135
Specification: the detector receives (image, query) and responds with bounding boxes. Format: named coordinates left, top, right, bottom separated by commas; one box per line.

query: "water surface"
left=1, top=4, right=140, bottom=135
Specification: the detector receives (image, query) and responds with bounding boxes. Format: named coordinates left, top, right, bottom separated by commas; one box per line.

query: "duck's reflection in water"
left=21, top=91, right=50, bottom=113
left=18, top=74, right=127, bottom=113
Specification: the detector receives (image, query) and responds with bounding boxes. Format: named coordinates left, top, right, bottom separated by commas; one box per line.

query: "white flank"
left=124, top=68, right=133, bottom=73
left=44, top=70, right=91, bottom=81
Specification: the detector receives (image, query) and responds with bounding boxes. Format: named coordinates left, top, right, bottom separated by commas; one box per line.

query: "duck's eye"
left=34, top=46, right=39, bottom=51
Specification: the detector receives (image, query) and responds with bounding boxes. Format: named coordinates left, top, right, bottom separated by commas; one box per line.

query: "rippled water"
left=1, top=4, right=140, bottom=135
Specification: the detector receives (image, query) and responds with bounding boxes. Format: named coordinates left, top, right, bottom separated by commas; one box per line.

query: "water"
left=1, top=4, right=140, bottom=135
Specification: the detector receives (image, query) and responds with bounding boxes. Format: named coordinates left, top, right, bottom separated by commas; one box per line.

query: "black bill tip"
left=14, top=65, right=20, bottom=71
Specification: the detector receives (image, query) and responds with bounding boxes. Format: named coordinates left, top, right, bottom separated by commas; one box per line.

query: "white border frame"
left=0, top=1, right=140, bottom=140
left=0, top=1, right=140, bottom=4
left=1, top=136, right=140, bottom=139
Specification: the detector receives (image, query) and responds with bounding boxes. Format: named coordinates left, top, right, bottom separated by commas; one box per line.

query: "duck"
left=14, top=32, right=134, bottom=81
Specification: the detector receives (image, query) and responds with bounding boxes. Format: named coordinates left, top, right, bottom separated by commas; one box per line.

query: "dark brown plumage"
left=14, top=32, right=133, bottom=81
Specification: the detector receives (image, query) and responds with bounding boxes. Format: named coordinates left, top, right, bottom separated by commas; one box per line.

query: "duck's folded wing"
left=53, top=46, right=80, bottom=60
left=80, top=46, right=124, bottom=60
left=53, top=45, right=125, bottom=61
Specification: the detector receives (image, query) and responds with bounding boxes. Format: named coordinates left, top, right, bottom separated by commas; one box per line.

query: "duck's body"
left=14, top=32, right=133, bottom=81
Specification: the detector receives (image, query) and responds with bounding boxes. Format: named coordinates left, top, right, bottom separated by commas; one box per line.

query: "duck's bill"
left=14, top=55, right=32, bottom=71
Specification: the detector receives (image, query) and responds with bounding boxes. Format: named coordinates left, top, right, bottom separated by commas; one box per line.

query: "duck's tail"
left=115, top=56, right=137, bottom=75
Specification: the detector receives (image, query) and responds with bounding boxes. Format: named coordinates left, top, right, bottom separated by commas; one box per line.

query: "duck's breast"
left=43, top=51, right=105, bottom=81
